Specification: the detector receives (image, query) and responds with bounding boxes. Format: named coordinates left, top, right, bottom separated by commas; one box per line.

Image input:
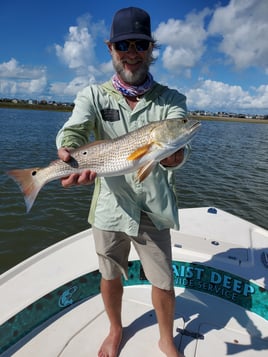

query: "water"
left=0, top=108, right=267, bottom=274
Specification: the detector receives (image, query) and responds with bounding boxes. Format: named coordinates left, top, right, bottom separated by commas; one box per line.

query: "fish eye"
left=182, top=118, right=188, bottom=123
left=82, top=151, right=87, bottom=155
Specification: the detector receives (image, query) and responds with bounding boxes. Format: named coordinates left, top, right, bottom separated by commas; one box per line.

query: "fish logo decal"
left=58, top=286, right=79, bottom=308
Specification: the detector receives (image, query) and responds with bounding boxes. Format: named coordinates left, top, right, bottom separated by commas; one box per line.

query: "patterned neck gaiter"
left=112, top=73, right=154, bottom=97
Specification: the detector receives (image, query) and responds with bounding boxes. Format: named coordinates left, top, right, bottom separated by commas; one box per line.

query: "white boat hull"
left=1, top=207, right=268, bottom=356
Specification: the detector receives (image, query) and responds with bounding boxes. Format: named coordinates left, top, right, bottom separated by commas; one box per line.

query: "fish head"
left=150, top=118, right=201, bottom=149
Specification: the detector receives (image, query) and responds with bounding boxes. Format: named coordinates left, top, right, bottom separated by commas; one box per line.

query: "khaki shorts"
left=92, top=213, right=173, bottom=290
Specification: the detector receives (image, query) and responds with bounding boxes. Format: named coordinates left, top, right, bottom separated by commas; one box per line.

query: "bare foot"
left=98, top=327, right=122, bottom=357
left=159, top=338, right=184, bottom=357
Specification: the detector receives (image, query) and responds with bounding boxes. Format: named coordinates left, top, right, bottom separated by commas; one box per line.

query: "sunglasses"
left=114, top=40, right=151, bottom=52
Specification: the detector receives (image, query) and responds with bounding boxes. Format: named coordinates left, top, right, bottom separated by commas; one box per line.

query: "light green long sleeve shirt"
left=56, top=80, right=187, bottom=236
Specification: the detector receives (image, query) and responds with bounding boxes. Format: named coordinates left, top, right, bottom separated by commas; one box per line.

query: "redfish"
left=7, top=118, right=200, bottom=212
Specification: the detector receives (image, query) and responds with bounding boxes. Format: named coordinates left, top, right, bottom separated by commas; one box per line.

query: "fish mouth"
left=189, top=120, right=201, bottom=130
left=185, top=120, right=201, bottom=142
left=186, top=120, right=201, bottom=135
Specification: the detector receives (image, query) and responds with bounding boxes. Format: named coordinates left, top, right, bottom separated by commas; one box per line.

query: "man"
left=56, top=7, right=187, bottom=357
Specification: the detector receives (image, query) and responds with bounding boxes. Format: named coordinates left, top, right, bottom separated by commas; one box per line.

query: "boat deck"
left=6, top=285, right=268, bottom=357
left=1, top=207, right=268, bottom=356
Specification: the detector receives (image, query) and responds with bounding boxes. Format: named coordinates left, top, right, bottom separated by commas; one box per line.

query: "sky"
left=1, top=0, right=268, bottom=114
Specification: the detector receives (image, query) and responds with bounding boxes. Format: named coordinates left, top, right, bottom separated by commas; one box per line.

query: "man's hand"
left=160, top=148, right=185, bottom=167
left=58, top=147, right=97, bottom=188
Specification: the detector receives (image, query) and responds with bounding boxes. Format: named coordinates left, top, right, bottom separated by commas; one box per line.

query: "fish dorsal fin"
left=127, top=143, right=153, bottom=161
left=71, top=140, right=110, bottom=152
left=136, top=160, right=156, bottom=182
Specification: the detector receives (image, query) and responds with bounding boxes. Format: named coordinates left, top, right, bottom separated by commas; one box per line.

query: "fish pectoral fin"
left=136, top=161, right=156, bottom=182
left=127, top=143, right=154, bottom=161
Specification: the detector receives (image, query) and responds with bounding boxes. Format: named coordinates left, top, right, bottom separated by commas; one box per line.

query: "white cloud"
left=250, top=85, right=268, bottom=109
left=186, top=79, right=268, bottom=112
left=20, top=76, right=47, bottom=93
left=50, top=60, right=113, bottom=99
left=55, top=26, right=95, bottom=70
left=54, top=14, right=107, bottom=72
left=1, top=5, right=268, bottom=113
left=154, top=9, right=210, bottom=74
left=162, top=46, right=197, bottom=70
left=0, top=77, right=47, bottom=96
left=0, top=58, right=46, bottom=79
left=50, top=74, right=98, bottom=98
left=0, top=15, right=111, bottom=100
left=51, top=14, right=112, bottom=98
left=99, top=60, right=113, bottom=75
left=208, top=0, right=268, bottom=71
left=0, top=58, right=47, bottom=97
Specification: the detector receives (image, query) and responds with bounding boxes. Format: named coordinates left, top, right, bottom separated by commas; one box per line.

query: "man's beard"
left=112, top=53, right=154, bottom=86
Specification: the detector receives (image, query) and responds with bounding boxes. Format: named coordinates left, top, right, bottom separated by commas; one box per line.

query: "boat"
left=0, top=207, right=268, bottom=356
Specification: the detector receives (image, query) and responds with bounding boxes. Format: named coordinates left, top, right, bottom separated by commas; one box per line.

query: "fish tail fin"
left=7, top=168, right=43, bottom=213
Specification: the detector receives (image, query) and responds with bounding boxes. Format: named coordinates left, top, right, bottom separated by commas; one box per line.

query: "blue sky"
left=1, top=0, right=268, bottom=114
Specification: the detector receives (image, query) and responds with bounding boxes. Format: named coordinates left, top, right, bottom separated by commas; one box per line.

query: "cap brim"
left=109, top=33, right=154, bottom=43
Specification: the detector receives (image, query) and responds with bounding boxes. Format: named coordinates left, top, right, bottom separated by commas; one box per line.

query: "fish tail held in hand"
left=7, top=168, right=43, bottom=213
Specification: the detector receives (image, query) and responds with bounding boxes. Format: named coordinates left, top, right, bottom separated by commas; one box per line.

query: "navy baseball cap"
left=109, top=7, right=154, bottom=43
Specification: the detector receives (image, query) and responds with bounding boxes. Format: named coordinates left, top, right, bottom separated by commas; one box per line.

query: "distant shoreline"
left=189, top=115, right=268, bottom=124
left=0, top=102, right=73, bottom=112
left=0, top=102, right=267, bottom=124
